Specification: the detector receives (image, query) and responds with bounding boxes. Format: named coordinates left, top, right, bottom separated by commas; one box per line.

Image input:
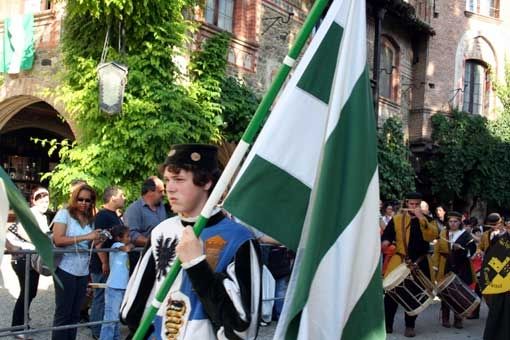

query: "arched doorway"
left=0, top=100, right=74, bottom=200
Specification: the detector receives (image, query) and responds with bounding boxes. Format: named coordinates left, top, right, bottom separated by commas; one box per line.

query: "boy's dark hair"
left=164, top=164, right=221, bottom=194
left=111, top=225, right=130, bottom=240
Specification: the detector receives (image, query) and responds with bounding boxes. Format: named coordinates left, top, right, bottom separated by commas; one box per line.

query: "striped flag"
left=224, top=0, right=385, bottom=338
left=1, top=13, right=35, bottom=74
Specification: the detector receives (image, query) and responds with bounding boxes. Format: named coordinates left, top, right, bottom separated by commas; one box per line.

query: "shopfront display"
left=0, top=128, right=60, bottom=201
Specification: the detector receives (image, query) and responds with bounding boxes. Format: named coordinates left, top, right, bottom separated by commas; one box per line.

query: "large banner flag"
left=224, top=0, right=384, bottom=338
left=1, top=13, right=35, bottom=74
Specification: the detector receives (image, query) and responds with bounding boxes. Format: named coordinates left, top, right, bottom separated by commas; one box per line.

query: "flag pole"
left=132, top=1, right=332, bottom=338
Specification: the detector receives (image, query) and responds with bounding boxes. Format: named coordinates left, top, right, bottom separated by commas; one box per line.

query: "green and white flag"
left=224, top=0, right=384, bottom=338
left=1, top=13, right=35, bottom=74
left=0, top=167, right=55, bottom=274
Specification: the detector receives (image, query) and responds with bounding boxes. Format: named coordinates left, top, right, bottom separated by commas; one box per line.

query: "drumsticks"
left=440, top=237, right=465, bottom=250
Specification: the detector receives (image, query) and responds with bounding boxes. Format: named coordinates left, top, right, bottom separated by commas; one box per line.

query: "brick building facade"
left=368, top=0, right=510, bottom=147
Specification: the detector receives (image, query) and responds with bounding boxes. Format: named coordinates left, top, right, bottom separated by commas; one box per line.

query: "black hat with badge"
left=447, top=211, right=463, bottom=220
left=163, top=144, right=219, bottom=172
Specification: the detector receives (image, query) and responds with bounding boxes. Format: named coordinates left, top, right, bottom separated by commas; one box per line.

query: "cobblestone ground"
left=1, top=254, right=487, bottom=339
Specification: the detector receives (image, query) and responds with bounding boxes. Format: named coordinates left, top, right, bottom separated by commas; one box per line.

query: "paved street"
left=0, top=254, right=277, bottom=339
left=1, top=254, right=487, bottom=339
left=387, top=299, right=487, bottom=340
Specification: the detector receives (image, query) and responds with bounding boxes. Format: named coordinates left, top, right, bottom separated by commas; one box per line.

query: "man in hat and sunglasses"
left=381, top=192, right=439, bottom=337
left=121, top=144, right=261, bottom=340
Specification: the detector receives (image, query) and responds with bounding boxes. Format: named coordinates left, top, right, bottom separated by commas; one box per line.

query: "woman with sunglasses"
left=51, top=184, right=101, bottom=340
left=7, top=187, right=50, bottom=339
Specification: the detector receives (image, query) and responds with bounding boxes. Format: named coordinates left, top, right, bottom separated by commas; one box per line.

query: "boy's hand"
left=176, top=226, right=203, bottom=263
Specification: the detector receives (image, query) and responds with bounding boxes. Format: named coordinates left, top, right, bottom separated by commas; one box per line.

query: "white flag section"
left=224, top=0, right=385, bottom=339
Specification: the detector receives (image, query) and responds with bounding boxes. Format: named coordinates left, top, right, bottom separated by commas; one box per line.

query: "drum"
left=383, top=263, right=435, bottom=316
left=436, top=273, right=480, bottom=318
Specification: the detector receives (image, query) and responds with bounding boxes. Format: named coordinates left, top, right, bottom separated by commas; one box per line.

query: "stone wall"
left=224, top=0, right=312, bottom=94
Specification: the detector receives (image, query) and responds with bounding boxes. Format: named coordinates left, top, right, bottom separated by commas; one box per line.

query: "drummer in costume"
left=479, top=213, right=503, bottom=253
left=381, top=192, right=439, bottom=338
left=120, top=144, right=262, bottom=339
left=431, top=211, right=476, bottom=329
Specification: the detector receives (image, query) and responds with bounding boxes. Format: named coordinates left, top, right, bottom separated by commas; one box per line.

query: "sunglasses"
left=77, top=198, right=92, bottom=203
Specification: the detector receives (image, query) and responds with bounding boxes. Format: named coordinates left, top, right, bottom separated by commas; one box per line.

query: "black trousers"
left=384, top=294, right=417, bottom=328
left=52, top=268, right=88, bottom=340
left=484, top=293, right=510, bottom=340
left=11, top=257, right=40, bottom=327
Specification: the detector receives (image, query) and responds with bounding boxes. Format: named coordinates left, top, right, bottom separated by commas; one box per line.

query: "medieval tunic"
left=382, top=213, right=438, bottom=278
left=381, top=213, right=438, bottom=329
left=120, top=211, right=262, bottom=340
left=432, top=229, right=476, bottom=285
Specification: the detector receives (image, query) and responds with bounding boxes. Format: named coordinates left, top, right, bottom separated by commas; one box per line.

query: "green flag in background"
left=1, top=13, right=35, bottom=74
left=0, top=167, right=54, bottom=273
left=224, top=0, right=385, bottom=338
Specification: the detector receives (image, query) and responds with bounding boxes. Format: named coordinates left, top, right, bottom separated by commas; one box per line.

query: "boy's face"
left=448, top=218, right=461, bottom=231
left=164, top=168, right=211, bottom=218
left=406, top=199, right=421, bottom=210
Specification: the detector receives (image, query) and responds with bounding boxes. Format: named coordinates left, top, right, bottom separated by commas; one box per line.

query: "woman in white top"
left=51, top=184, right=101, bottom=340
left=7, top=187, right=50, bottom=337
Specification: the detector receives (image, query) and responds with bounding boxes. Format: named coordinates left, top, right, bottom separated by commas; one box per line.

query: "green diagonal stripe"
left=224, top=155, right=310, bottom=251
left=341, top=264, right=385, bottom=340
left=286, top=67, right=378, bottom=335
left=297, top=22, right=343, bottom=104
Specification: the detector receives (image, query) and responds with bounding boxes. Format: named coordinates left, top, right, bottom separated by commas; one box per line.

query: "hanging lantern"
left=97, top=62, right=128, bottom=114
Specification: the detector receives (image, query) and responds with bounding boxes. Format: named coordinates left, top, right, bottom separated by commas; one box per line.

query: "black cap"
left=486, top=213, right=502, bottom=225
left=163, top=144, right=219, bottom=173
left=405, top=192, right=423, bottom=200
left=447, top=211, right=462, bottom=220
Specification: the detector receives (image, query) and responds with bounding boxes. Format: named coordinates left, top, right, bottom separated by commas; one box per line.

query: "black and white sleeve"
left=185, top=239, right=262, bottom=340
left=120, top=242, right=157, bottom=330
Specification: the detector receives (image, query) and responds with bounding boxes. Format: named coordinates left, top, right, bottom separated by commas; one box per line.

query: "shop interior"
left=0, top=101, right=74, bottom=203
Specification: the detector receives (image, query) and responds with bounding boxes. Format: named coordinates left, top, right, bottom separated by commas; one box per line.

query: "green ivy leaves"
left=41, top=2, right=259, bottom=205
left=377, top=117, right=416, bottom=201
